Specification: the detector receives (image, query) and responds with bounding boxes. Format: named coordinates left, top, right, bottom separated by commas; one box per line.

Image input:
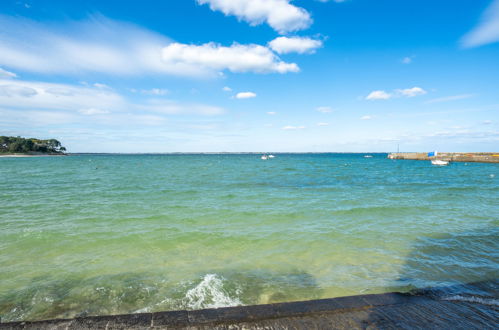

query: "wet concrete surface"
left=1, top=281, right=497, bottom=329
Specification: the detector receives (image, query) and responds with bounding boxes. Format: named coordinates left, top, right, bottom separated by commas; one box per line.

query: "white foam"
left=184, top=274, right=242, bottom=310
left=443, top=295, right=499, bottom=306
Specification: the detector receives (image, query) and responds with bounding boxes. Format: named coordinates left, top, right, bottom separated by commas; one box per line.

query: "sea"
left=0, top=153, right=498, bottom=322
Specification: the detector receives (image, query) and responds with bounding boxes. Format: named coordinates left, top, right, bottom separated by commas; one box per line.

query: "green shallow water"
left=0, top=154, right=498, bottom=321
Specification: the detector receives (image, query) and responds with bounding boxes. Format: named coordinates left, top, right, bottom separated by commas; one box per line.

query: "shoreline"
left=1, top=281, right=496, bottom=329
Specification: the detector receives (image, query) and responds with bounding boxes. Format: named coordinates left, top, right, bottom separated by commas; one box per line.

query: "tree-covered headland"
left=0, top=136, right=67, bottom=154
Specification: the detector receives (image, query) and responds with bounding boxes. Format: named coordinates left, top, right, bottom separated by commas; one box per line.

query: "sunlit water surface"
left=0, top=154, right=497, bottom=321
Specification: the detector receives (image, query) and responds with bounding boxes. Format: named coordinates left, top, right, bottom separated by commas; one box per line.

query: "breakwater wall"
left=1, top=281, right=497, bottom=329
left=388, top=152, right=499, bottom=163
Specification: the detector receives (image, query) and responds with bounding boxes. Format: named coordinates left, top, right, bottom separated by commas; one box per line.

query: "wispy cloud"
left=0, top=107, right=168, bottom=128
left=268, top=36, right=323, bottom=54
left=0, top=15, right=174, bottom=76
left=78, top=108, right=110, bottom=115
left=222, top=86, right=232, bottom=92
left=360, top=115, right=372, bottom=120
left=197, top=0, right=312, bottom=34
left=140, top=88, right=169, bottom=95
left=138, top=99, right=224, bottom=116
left=235, top=91, right=256, bottom=99
left=316, top=106, right=333, bottom=113
left=424, top=94, right=475, bottom=104
left=0, top=67, right=16, bottom=78
left=267, top=111, right=276, bottom=115
left=0, top=79, right=225, bottom=119
left=317, top=122, right=329, bottom=126
left=424, top=129, right=499, bottom=142
left=0, top=15, right=298, bottom=78
left=282, top=125, right=306, bottom=130
left=93, top=83, right=110, bottom=89
left=461, top=0, right=499, bottom=48
left=0, top=79, right=125, bottom=111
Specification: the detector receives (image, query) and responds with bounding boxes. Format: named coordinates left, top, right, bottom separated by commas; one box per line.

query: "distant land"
left=0, top=136, right=67, bottom=156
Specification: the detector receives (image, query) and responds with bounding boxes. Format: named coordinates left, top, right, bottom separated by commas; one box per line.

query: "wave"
left=134, top=273, right=243, bottom=314
left=184, top=274, right=242, bottom=310
left=442, top=294, right=499, bottom=306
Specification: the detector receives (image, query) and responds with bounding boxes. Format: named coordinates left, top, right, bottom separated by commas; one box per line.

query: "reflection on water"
left=397, top=228, right=499, bottom=301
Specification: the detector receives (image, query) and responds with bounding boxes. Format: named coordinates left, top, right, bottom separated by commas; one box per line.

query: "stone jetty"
left=388, top=152, right=499, bottom=163
left=1, top=281, right=497, bottom=329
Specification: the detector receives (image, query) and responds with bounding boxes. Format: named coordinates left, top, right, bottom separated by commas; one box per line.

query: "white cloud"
left=316, top=106, right=333, bottom=113
left=360, top=115, right=372, bottom=120
left=79, top=108, right=110, bottom=115
left=482, top=120, right=492, bottom=125
left=235, top=91, right=256, bottom=99
left=366, top=90, right=392, bottom=100
left=268, top=36, right=322, bottom=54
left=366, top=87, right=427, bottom=100
left=282, top=125, right=305, bottom=130
left=222, top=86, right=232, bottom=92
left=461, top=0, right=499, bottom=48
left=396, top=87, right=427, bottom=97
left=197, top=0, right=312, bottom=34
left=317, top=122, right=329, bottom=126
left=267, top=111, right=276, bottom=115
left=0, top=15, right=298, bottom=78
left=162, top=42, right=299, bottom=75
left=425, top=94, right=474, bottom=104
left=0, top=68, right=16, bottom=78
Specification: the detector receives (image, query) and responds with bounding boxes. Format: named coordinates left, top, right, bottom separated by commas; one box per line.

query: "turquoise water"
left=0, top=154, right=498, bottom=321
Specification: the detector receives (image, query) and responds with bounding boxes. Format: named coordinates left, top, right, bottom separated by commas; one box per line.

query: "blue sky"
left=0, top=0, right=498, bottom=152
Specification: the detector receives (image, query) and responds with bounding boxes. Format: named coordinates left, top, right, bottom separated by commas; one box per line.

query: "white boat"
left=431, top=159, right=449, bottom=166
left=261, top=155, right=268, bottom=160
left=268, top=154, right=275, bottom=158
left=364, top=155, right=373, bottom=158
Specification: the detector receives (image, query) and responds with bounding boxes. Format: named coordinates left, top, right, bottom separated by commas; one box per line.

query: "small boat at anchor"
left=261, top=155, right=268, bottom=160
left=431, top=159, right=449, bottom=166
left=428, top=151, right=449, bottom=166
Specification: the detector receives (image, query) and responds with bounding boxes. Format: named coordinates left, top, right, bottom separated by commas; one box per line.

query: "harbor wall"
left=387, top=152, right=499, bottom=163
